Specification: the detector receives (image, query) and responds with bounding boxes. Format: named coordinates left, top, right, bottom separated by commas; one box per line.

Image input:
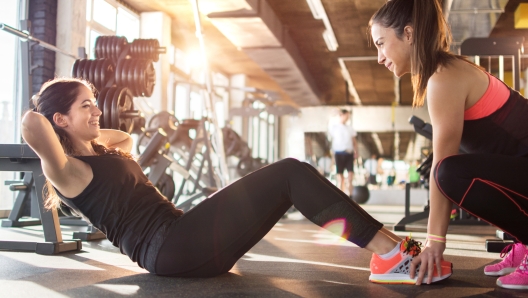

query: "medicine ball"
left=352, top=185, right=369, bottom=204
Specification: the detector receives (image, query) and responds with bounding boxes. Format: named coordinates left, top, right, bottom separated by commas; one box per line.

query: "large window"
left=85, top=0, right=140, bottom=58
left=0, top=0, right=21, bottom=210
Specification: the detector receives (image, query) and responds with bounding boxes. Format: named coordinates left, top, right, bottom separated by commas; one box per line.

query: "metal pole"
left=0, top=23, right=79, bottom=60
left=190, top=0, right=229, bottom=186
left=405, top=182, right=411, bottom=217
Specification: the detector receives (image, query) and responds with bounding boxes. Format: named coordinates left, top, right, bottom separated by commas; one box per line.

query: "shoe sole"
left=369, top=272, right=452, bottom=285
left=496, top=279, right=528, bottom=290
left=484, top=267, right=516, bottom=276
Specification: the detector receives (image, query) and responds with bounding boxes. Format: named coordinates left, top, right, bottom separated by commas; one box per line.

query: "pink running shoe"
left=484, top=243, right=527, bottom=276
left=496, top=252, right=528, bottom=290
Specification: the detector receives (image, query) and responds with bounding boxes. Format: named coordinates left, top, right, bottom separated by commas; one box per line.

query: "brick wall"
left=29, top=0, right=57, bottom=95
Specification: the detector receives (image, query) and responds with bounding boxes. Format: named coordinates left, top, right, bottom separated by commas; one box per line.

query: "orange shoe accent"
left=369, top=237, right=453, bottom=284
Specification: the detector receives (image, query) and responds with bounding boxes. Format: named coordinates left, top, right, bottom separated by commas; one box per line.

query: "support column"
left=229, top=74, right=246, bottom=138
left=140, top=12, right=171, bottom=113
left=29, top=0, right=57, bottom=95
left=55, top=0, right=86, bottom=77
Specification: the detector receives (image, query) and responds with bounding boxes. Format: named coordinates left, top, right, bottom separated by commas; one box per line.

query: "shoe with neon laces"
left=484, top=243, right=527, bottom=276
left=496, top=252, right=528, bottom=290
left=369, top=237, right=453, bottom=284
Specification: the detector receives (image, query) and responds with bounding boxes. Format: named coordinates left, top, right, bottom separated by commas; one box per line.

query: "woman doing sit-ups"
left=370, top=0, right=528, bottom=289
left=22, top=77, right=451, bottom=283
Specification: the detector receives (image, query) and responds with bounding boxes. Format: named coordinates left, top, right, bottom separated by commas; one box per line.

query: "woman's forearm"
left=97, top=129, right=133, bottom=152
left=22, top=111, right=54, bottom=149
left=427, top=171, right=453, bottom=238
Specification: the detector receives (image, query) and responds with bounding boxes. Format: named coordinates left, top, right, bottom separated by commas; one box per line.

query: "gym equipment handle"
left=0, top=23, right=29, bottom=39
left=121, top=110, right=141, bottom=118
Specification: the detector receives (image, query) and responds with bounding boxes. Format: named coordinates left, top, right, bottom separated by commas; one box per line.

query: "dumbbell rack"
left=0, top=144, right=81, bottom=254
left=71, top=35, right=166, bottom=134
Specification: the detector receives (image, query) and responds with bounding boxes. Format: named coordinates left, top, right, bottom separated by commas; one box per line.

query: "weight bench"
left=0, top=144, right=81, bottom=254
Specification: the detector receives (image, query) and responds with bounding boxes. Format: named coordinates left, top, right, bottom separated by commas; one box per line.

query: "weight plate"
left=112, top=87, right=131, bottom=132
left=104, top=86, right=117, bottom=129
left=138, top=59, right=148, bottom=97
left=105, top=36, right=113, bottom=59
left=141, top=40, right=150, bottom=59
left=98, top=37, right=107, bottom=59
left=144, top=61, right=155, bottom=97
left=97, top=87, right=110, bottom=129
left=76, top=59, right=87, bottom=78
left=113, top=36, right=121, bottom=61
left=130, top=40, right=137, bottom=57
left=116, top=36, right=127, bottom=60
left=107, top=37, right=114, bottom=62
left=111, top=86, right=122, bottom=130
left=105, top=59, right=116, bottom=88
left=124, top=88, right=135, bottom=132
left=115, top=58, right=124, bottom=87
left=88, top=60, right=98, bottom=87
left=120, top=59, right=131, bottom=89
left=126, top=59, right=136, bottom=96
left=99, top=59, right=109, bottom=88
left=149, top=39, right=155, bottom=62
left=71, top=59, right=80, bottom=78
left=133, top=59, right=144, bottom=96
left=82, top=59, right=92, bottom=81
left=93, top=59, right=103, bottom=90
left=95, top=36, right=102, bottom=59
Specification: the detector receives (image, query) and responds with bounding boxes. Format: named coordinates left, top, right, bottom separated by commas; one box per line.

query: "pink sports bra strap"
left=464, top=72, right=509, bottom=120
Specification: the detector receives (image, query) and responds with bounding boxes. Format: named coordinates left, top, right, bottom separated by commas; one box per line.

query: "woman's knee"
left=434, top=155, right=474, bottom=204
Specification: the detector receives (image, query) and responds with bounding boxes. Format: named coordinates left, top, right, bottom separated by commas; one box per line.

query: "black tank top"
left=461, top=87, right=528, bottom=157
left=57, top=154, right=182, bottom=268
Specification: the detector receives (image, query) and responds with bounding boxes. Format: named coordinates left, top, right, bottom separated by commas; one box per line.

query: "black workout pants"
left=153, top=158, right=383, bottom=277
left=435, top=154, right=528, bottom=244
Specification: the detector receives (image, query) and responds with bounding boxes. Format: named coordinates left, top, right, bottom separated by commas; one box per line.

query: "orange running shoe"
left=369, top=237, right=453, bottom=284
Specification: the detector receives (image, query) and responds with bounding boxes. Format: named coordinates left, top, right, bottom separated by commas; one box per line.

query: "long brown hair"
left=369, top=0, right=465, bottom=106
left=34, top=78, right=134, bottom=209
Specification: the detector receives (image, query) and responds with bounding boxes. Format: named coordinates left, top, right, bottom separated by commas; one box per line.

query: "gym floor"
left=0, top=205, right=526, bottom=297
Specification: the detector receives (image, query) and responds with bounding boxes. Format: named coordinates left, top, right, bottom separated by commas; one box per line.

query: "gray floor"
left=0, top=205, right=527, bottom=297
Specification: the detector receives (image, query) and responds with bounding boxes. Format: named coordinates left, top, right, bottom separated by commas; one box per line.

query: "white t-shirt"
left=328, top=123, right=357, bottom=152
left=364, top=158, right=378, bottom=175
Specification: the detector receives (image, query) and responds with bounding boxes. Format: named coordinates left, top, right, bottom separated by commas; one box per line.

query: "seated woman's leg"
left=434, top=154, right=528, bottom=243
left=153, top=158, right=385, bottom=277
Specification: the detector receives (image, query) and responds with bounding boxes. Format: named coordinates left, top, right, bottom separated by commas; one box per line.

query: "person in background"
left=364, top=153, right=380, bottom=188
left=408, top=160, right=421, bottom=188
left=328, top=109, right=358, bottom=197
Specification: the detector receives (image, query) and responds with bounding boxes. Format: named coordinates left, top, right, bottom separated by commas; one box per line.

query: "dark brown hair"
left=369, top=0, right=465, bottom=106
left=34, top=77, right=133, bottom=209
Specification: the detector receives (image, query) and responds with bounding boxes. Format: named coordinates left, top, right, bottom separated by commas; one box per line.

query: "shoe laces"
left=400, top=236, right=422, bottom=257
left=499, top=243, right=522, bottom=265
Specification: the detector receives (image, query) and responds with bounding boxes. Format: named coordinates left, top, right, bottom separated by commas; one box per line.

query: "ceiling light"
left=323, top=30, right=338, bottom=51
left=305, top=0, right=339, bottom=51
left=306, top=0, right=325, bottom=20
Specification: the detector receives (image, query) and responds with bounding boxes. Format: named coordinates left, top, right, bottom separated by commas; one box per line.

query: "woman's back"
left=59, top=154, right=182, bottom=268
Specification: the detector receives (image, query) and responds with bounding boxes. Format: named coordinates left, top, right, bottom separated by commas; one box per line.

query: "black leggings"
left=435, top=154, right=528, bottom=244
left=153, top=158, right=383, bottom=277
